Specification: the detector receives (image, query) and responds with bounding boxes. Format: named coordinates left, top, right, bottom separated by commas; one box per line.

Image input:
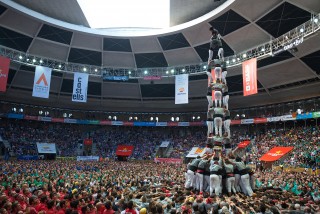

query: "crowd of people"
left=0, top=160, right=319, bottom=214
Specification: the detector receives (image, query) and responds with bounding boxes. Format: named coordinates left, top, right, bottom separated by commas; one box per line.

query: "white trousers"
left=204, top=175, right=210, bottom=192
left=207, top=95, right=213, bottom=110
left=210, top=174, right=221, bottom=196
left=207, top=121, right=214, bottom=137
left=223, top=95, right=229, bottom=109
left=226, top=177, right=236, bottom=194
left=250, top=174, right=255, bottom=190
left=222, top=70, right=227, bottom=84
left=241, top=174, right=253, bottom=196
left=224, top=119, right=231, bottom=138
left=214, top=91, right=222, bottom=107
left=185, top=170, right=195, bottom=188
left=214, top=67, right=222, bottom=81
left=196, top=173, right=204, bottom=192
left=235, top=174, right=241, bottom=192
left=214, top=117, right=222, bottom=137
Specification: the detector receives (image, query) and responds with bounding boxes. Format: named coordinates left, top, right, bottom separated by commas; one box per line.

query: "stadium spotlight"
left=26, top=58, right=30, bottom=62
left=39, top=59, right=43, bottom=64
left=94, top=68, right=98, bottom=72
left=58, top=64, right=62, bottom=68
left=176, top=117, right=179, bottom=121
left=63, top=113, right=67, bottom=118
left=19, top=108, right=23, bottom=113
left=261, top=48, right=265, bottom=52
left=242, top=53, right=247, bottom=58
left=314, top=18, right=318, bottom=23
left=128, top=71, right=131, bottom=75
left=134, top=117, right=138, bottom=121
left=232, top=58, right=236, bottom=62
left=12, top=107, right=17, bottom=112
left=113, top=116, right=117, bottom=121
left=144, top=70, right=148, bottom=74
left=69, top=113, right=73, bottom=118
left=19, top=55, right=23, bottom=60
left=241, top=114, right=246, bottom=118
left=226, top=61, right=229, bottom=64
left=192, top=116, right=195, bottom=120
left=32, top=59, right=36, bottom=63
left=83, top=67, right=87, bottom=72
left=45, top=111, right=49, bottom=116
left=197, top=116, right=200, bottom=120
left=171, top=69, right=174, bottom=74
left=171, top=117, right=174, bottom=122
left=39, top=110, right=43, bottom=115
left=166, top=71, right=169, bottom=74
left=108, top=116, right=112, bottom=120
left=155, top=117, right=159, bottom=122
left=236, top=114, right=240, bottom=117
left=182, top=68, right=185, bottom=72
left=129, top=116, right=133, bottom=120
left=300, top=28, right=304, bottom=33
left=150, top=117, right=154, bottom=121
left=203, top=65, right=207, bottom=70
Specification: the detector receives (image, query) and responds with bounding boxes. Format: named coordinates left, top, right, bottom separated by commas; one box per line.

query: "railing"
left=0, top=14, right=319, bottom=77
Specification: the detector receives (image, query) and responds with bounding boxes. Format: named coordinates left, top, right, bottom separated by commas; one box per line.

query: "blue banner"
left=296, top=113, right=313, bottom=120
left=17, top=155, right=39, bottom=160
left=134, top=122, right=156, bottom=126
left=6, top=113, right=24, bottom=119
left=103, top=76, right=129, bottom=81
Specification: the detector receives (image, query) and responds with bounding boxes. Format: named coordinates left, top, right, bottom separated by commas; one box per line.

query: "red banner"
left=84, top=139, right=93, bottom=146
left=242, top=58, right=257, bottom=96
left=254, top=118, right=267, bottom=124
left=168, top=122, right=178, bottom=126
left=100, top=120, right=112, bottom=125
left=0, top=56, right=10, bottom=92
left=154, top=158, right=183, bottom=164
left=116, top=145, right=134, bottom=156
left=24, top=115, right=38, bottom=120
left=52, top=118, right=64, bottom=123
left=123, top=121, right=134, bottom=126
left=231, top=120, right=241, bottom=125
left=260, top=147, right=294, bottom=162
left=238, top=140, right=251, bottom=148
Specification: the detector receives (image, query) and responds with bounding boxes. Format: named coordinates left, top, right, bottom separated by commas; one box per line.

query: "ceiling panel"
left=134, top=53, right=168, bottom=68
left=72, top=33, right=102, bottom=51
left=164, top=47, right=201, bottom=66
left=11, top=70, right=34, bottom=88
left=0, top=10, right=41, bottom=37
left=38, top=24, right=73, bottom=45
left=194, top=40, right=234, bottom=62
left=258, top=51, right=294, bottom=68
left=102, top=82, right=141, bottom=98
left=289, top=0, right=320, bottom=13
left=209, top=9, right=250, bottom=36
left=103, top=52, right=135, bottom=68
left=182, top=22, right=211, bottom=46
left=130, top=37, right=162, bottom=53
left=103, top=38, right=132, bottom=52
left=7, top=69, right=17, bottom=85
left=0, top=26, right=33, bottom=52
left=223, top=24, right=270, bottom=52
left=158, top=33, right=190, bottom=50
left=256, top=2, right=311, bottom=38
left=68, top=48, right=102, bottom=66
left=29, top=39, right=69, bottom=61
left=300, top=50, right=320, bottom=75
left=258, top=59, right=317, bottom=88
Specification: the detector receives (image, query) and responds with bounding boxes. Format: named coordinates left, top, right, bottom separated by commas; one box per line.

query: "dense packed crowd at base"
left=0, top=160, right=319, bottom=214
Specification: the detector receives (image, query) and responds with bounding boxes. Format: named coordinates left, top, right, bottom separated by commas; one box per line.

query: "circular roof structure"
left=0, top=0, right=319, bottom=112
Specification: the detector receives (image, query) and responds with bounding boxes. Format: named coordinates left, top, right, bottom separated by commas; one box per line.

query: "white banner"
left=32, top=66, right=52, bottom=98
left=76, top=156, right=99, bottom=161
left=281, top=114, right=296, bottom=121
left=160, top=141, right=170, bottom=148
left=72, top=72, right=88, bottom=102
left=186, top=147, right=206, bottom=158
left=175, top=74, right=189, bottom=104
left=267, top=116, right=281, bottom=122
left=36, top=143, right=56, bottom=154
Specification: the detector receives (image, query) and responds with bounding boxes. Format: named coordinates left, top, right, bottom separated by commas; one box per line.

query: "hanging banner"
left=259, top=147, right=294, bottom=162
left=175, top=74, right=189, bottom=104
left=242, top=58, right=257, bottom=96
left=72, top=72, right=88, bottom=102
left=0, top=56, right=10, bottom=92
left=32, top=66, right=52, bottom=98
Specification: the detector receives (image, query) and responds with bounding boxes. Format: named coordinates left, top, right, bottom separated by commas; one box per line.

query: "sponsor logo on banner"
left=32, top=66, right=52, bottom=98
left=37, top=143, right=56, bottom=154
left=242, top=58, right=257, bottom=96
left=241, top=119, right=254, bottom=124
left=38, top=117, right=52, bottom=122
left=189, top=121, right=205, bottom=126
left=260, top=147, right=294, bottom=162
left=156, top=122, right=167, bottom=126
left=175, top=74, right=189, bottom=104
left=123, top=121, right=134, bottom=126
left=168, top=122, right=178, bottom=126
left=313, top=112, right=320, bottom=118
left=143, top=76, right=162, bottom=80
left=281, top=114, right=295, bottom=121
left=254, top=118, right=267, bottom=124
left=112, top=121, right=123, bottom=126
left=231, top=120, right=241, bottom=125
left=77, top=156, right=99, bottom=161
left=25, top=115, right=38, bottom=120
left=100, top=120, right=112, bottom=125
left=72, top=72, right=88, bottom=102
left=178, top=122, right=189, bottom=126
left=103, top=75, right=129, bottom=81
left=296, top=113, right=313, bottom=120
left=64, top=118, right=77, bottom=123
left=267, top=116, right=281, bottom=122
left=0, top=56, right=10, bottom=92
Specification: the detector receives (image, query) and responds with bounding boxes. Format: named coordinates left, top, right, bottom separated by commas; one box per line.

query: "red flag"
left=0, top=56, right=10, bottom=92
left=260, top=147, right=294, bottom=162
left=242, top=58, right=257, bottom=96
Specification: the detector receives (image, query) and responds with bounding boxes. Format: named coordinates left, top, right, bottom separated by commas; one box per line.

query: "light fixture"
left=155, top=117, right=159, bottom=122
left=58, top=64, right=62, bottom=68
left=129, top=116, right=133, bottom=120
left=226, top=61, right=229, bottom=64
left=175, top=117, right=179, bottom=121
left=128, top=71, right=131, bottom=75
left=261, top=48, right=265, bottom=52
left=300, top=28, right=304, bottom=33
left=144, top=70, right=148, bottom=74
left=241, top=114, right=246, bottom=118
left=182, top=69, right=185, bottom=72
left=314, top=18, right=318, bottom=23
left=237, top=58, right=240, bottom=61
left=63, top=113, right=67, bottom=118
left=197, top=116, right=200, bottom=120
left=19, top=55, right=23, bottom=60
left=32, top=59, right=36, bottom=63
left=108, top=115, right=112, bottom=119
left=113, top=116, right=117, bottom=121
left=166, top=71, right=169, bottom=74
left=236, top=114, right=240, bottom=117
left=171, top=117, right=174, bottom=122
left=39, top=59, right=43, bottom=63
left=242, top=53, right=247, bottom=58
left=26, top=58, right=30, bottom=62
left=12, top=107, right=17, bottom=112
left=83, top=67, right=87, bottom=72
left=170, top=69, right=174, bottom=74
left=150, top=117, right=154, bottom=121
left=192, top=116, right=195, bottom=120
left=19, top=108, right=23, bottom=113
left=203, top=65, right=207, bottom=69
left=134, top=116, right=138, bottom=121
left=39, top=110, right=43, bottom=115
left=94, top=68, right=98, bottom=72
left=232, top=59, right=236, bottom=62
left=69, top=113, right=73, bottom=118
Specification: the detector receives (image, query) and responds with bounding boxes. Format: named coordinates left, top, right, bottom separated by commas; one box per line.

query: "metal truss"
left=0, top=13, right=319, bottom=78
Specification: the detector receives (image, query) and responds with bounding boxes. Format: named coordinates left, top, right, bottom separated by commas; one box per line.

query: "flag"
left=0, top=56, right=10, bottom=92
left=175, top=74, right=188, bottom=104
left=242, top=58, right=257, bottom=96
left=32, top=66, right=52, bottom=98
left=72, top=72, right=88, bottom=102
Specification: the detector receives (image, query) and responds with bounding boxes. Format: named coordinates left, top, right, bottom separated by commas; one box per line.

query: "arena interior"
left=0, top=0, right=319, bottom=213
